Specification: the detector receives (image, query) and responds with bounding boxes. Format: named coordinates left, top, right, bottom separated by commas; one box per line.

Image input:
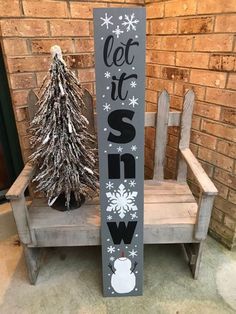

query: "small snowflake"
left=131, top=145, right=137, bottom=152
left=130, top=81, right=137, bottom=88
left=100, top=13, right=113, bottom=29
left=129, top=96, right=139, bottom=108
left=107, top=246, right=115, bottom=254
left=112, top=25, right=124, bottom=38
left=106, top=183, right=138, bottom=219
left=110, top=256, right=115, bottom=261
left=129, top=180, right=136, bottom=187
left=107, top=215, right=113, bottom=221
left=119, top=16, right=123, bottom=20
left=129, top=249, right=138, bottom=258
left=104, top=71, right=111, bottom=79
left=122, top=13, right=139, bottom=32
left=103, top=103, right=111, bottom=111
left=117, top=146, right=123, bottom=153
left=130, top=212, right=138, bottom=220
left=106, top=181, right=114, bottom=190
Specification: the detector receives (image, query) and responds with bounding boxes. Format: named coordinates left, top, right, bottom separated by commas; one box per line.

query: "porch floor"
left=0, top=202, right=236, bottom=314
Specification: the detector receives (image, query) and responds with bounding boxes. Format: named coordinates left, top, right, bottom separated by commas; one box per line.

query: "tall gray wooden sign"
left=93, top=8, right=146, bottom=297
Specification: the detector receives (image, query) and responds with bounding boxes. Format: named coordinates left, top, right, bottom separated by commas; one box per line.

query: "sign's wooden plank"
left=94, top=8, right=146, bottom=297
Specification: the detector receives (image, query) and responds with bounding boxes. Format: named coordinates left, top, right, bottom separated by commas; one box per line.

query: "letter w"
left=107, top=221, right=137, bottom=244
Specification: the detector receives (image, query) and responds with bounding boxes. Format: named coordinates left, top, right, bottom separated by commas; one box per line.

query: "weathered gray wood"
left=6, top=163, right=35, bottom=199
left=195, top=194, right=216, bottom=240
left=153, top=90, right=170, bottom=181
left=177, top=90, right=195, bottom=182
left=10, top=197, right=32, bottom=244
left=184, top=242, right=204, bottom=279
left=180, top=148, right=218, bottom=195
left=168, top=111, right=181, bottom=126
left=144, top=111, right=180, bottom=128
left=31, top=224, right=198, bottom=247
left=23, top=245, right=42, bottom=284
left=27, top=90, right=39, bottom=122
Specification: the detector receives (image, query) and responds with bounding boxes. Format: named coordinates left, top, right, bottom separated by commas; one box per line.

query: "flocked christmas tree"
left=29, top=45, right=98, bottom=209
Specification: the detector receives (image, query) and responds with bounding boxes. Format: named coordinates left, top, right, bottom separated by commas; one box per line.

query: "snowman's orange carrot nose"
left=121, top=251, right=125, bottom=257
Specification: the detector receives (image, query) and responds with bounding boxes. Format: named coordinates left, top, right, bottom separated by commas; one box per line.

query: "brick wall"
left=146, top=0, right=236, bottom=249
left=0, top=0, right=144, bottom=163
left=0, top=0, right=235, bottom=248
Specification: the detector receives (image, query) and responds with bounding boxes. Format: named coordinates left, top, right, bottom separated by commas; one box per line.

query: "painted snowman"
left=111, top=257, right=136, bottom=293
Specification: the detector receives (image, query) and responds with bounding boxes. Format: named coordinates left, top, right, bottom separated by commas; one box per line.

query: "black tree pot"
left=50, top=192, right=85, bottom=212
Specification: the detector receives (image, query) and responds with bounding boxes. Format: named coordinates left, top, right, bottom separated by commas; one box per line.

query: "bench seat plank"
left=27, top=181, right=198, bottom=246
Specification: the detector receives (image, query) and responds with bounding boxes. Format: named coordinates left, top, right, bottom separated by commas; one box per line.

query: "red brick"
left=190, top=69, right=226, bottom=88
left=75, top=39, right=94, bottom=53
left=191, top=130, right=217, bottom=150
left=210, top=219, right=234, bottom=245
left=205, top=87, right=236, bottom=108
left=70, top=2, right=107, bottom=19
left=0, top=0, right=20, bottom=17
left=146, top=64, right=161, bottom=78
left=229, top=190, right=236, bottom=205
left=23, top=1, right=68, bottom=18
left=194, top=101, right=221, bottom=120
left=198, top=147, right=233, bottom=172
left=146, top=77, right=174, bottom=94
left=221, top=108, right=236, bottom=126
left=0, top=19, right=48, bottom=37
left=162, top=67, right=189, bottom=82
left=36, top=72, right=47, bottom=87
left=7, top=56, right=50, bottom=73
left=146, top=51, right=175, bottom=65
left=215, top=15, right=236, bottom=33
left=12, top=90, right=29, bottom=107
left=227, top=74, right=236, bottom=89
left=214, top=168, right=236, bottom=188
left=217, top=140, right=236, bottom=158
left=192, top=115, right=201, bottom=130
left=174, top=82, right=205, bottom=101
left=224, top=215, right=236, bottom=231
left=31, top=39, right=74, bottom=54
left=213, top=181, right=228, bottom=199
left=50, top=20, right=90, bottom=37
left=146, top=36, right=160, bottom=50
left=158, top=36, right=193, bottom=51
left=15, top=108, right=28, bottom=122
left=201, top=120, right=236, bottom=142
left=10, top=73, right=36, bottom=90
left=65, top=54, right=94, bottom=69
left=165, top=0, right=197, bottom=17
left=211, top=207, right=224, bottom=223
left=170, top=96, right=182, bottom=110
left=150, top=19, right=177, bottom=35
left=145, top=127, right=155, bottom=149
left=79, top=68, right=95, bottom=83
left=2, top=39, right=28, bottom=56
left=176, top=52, right=209, bottom=69
left=146, top=2, right=164, bottom=18
left=209, top=54, right=235, bottom=72
left=215, top=196, right=236, bottom=219
left=145, top=89, right=157, bottom=103
left=194, top=35, right=233, bottom=52
left=179, top=17, right=213, bottom=34
left=198, top=0, right=236, bottom=14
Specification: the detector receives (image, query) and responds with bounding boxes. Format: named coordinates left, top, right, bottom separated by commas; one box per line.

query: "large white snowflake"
left=129, top=96, right=139, bottom=108
left=122, top=13, right=139, bottom=32
left=112, top=25, right=124, bottom=38
left=106, top=183, right=138, bottom=219
left=100, top=13, right=113, bottom=29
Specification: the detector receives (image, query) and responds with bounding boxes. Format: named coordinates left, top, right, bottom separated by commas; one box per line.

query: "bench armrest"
left=6, top=162, right=36, bottom=200
left=180, top=148, right=218, bottom=196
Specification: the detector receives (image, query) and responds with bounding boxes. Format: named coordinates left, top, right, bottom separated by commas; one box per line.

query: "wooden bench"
left=6, top=89, right=218, bottom=284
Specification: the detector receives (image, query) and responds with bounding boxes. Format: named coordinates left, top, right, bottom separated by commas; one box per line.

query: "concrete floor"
left=0, top=202, right=236, bottom=314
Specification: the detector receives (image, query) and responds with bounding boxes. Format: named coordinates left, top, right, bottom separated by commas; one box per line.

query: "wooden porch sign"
left=94, top=8, right=146, bottom=297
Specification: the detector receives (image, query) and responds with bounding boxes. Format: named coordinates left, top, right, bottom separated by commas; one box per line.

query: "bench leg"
left=184, top=241, right=204, bottom=279
left=23, top=245, right=42, bottom=285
